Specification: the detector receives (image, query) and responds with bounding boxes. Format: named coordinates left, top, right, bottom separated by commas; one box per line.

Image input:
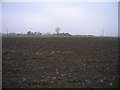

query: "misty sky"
left=2, top=2, right=118, bottom=36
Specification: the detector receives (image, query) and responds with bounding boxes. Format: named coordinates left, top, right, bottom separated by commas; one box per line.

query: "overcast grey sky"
left=1, top=2, right=118, bottom=36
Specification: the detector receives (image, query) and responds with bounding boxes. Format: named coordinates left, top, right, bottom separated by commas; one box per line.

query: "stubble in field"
left=2, top=37, right=119, bottom=88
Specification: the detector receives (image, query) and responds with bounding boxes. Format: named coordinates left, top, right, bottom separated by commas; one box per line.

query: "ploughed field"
left=2, top=36, right=118, bottom=88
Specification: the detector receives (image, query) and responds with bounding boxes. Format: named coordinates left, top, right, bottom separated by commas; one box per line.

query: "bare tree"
left=55, top=27, right=60, bottom=35
left=27, top=31, right=32, bottom=35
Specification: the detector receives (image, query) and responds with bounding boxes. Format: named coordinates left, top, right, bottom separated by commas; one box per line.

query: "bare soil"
left=2, top=36, right=119, bottom=88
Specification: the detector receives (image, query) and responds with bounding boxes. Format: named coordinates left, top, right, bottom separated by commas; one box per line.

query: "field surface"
left=2, top=36, right=119, bottom=88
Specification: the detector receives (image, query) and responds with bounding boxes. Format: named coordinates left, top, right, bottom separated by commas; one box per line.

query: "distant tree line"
left=26, top=31, right=71, bottom=36
left=0, top=27, right=72, bottom=36
left=2, top=27, right=72, bottom=36
left=26, top=31, right=41, bottom=35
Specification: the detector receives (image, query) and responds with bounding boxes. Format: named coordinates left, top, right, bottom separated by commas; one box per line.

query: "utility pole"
left=102, top=29, right=104, bottom=36
left=6, top=28, right=8, bottom=35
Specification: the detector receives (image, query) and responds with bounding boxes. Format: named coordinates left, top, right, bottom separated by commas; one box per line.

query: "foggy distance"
left=1, top=2, right=118, bottom=37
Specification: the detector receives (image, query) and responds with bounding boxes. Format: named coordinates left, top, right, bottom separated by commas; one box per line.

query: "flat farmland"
left=2, top=36, right=119, bottom=88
